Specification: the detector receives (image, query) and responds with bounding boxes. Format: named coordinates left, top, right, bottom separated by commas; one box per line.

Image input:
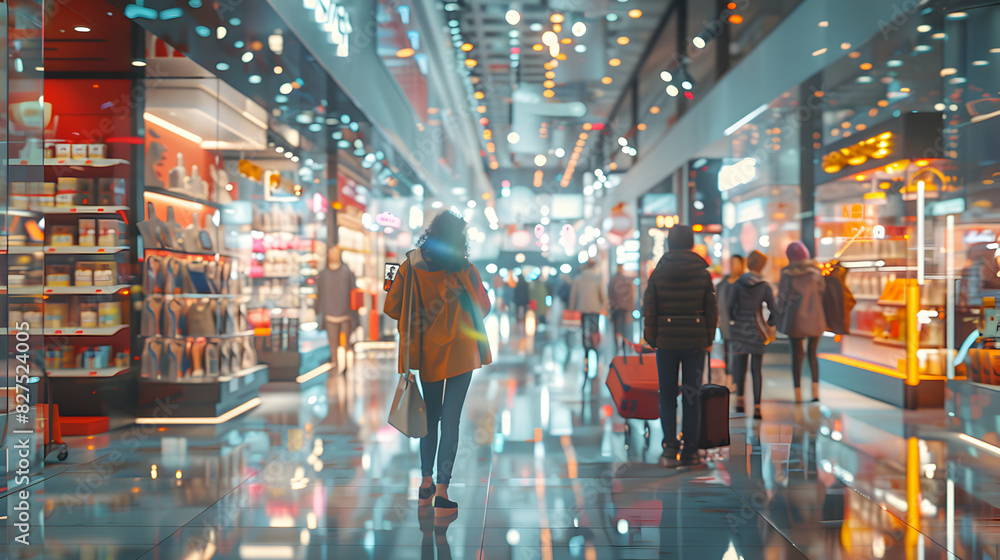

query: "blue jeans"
left=656, top=349, right=704, bottom=458
left=420, top=371, right=473, bottom=485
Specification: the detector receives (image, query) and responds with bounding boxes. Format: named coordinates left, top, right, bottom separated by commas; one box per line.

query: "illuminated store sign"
left=375, top=212, right=401, bottom=228
left=303, top=0, right=352, bottom=57
left=718, top=158, right=757, bottom=192
left=815, top=113, right=942, bottom=183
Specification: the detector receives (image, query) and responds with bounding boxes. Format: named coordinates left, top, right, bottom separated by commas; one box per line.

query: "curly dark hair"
left=417, top=210, right=470, bottom=273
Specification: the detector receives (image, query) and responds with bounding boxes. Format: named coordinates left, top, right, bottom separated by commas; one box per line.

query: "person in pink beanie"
left=776, top=241, right=826, bottom=402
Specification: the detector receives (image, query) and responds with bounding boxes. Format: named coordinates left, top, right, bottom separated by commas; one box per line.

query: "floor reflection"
left=0, top=320, right=990, bottom=559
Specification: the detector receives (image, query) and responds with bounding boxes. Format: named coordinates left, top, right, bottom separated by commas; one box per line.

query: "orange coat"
left=384, top=250, right=492, bottom=383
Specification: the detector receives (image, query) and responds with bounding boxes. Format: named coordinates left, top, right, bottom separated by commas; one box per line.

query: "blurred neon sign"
left=303, top=0, right=352, bottom=57
left=375, top=212, right=401, bottom=228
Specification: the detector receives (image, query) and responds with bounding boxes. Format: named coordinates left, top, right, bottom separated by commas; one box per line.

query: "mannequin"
left=317, top=246, right=357, bottom=373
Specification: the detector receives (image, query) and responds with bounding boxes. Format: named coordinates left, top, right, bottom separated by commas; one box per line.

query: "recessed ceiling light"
left=914, top=45, right=932, bottom=52
left=131, top=60, right=147, bottom=67
left=946, top=12, right=968, bottom=20
left=692, top=36, right=706, bottom=49
left=606, top=13, right=618, bottom=22
left=505, top=10, right=520, bottom=25
left=917, top=24, right=932, bottom=32
left=974, top=60, right=990, bottom=66
left=887, top=59, right=903, bottom=67
left=75, top=26, right=91, bottom=32
left=932, top=32, right=946, bottom=39
left=529, top=23, right=543, bottom=32
left=990, top=48, right=1000, bottom=54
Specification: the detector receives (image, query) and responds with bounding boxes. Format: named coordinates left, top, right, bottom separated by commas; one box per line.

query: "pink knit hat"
left=786, top=241, right=810, bottom=262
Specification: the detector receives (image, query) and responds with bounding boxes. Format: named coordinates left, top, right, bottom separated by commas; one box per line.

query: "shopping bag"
left=755, top=309, right=775, bottom=345
left=388, top=373, right=428, bottom=438
left=562, top=310, right=582, bottom=328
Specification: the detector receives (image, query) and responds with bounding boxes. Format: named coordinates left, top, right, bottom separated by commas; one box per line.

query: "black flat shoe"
left=433, top=495, right=458, bottom=517
left=418, top=484, right=436, bottom=506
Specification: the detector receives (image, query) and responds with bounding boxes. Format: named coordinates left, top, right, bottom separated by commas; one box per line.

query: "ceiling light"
left=279, top=83, right=293, bottom=94
left=972, top=60, right=989, bottom=66
left=530, top=22, right=543, bottom=31
left=543, top=80, right=555, bottom=88
left=534, top=154, right=547, bottom=166
left=575, top=44, right=586, bottom=53
left=606, top=13, right=618, bottom=22
left=618, top=137, right=628, bottom=146
left=841, top=42, right=851, bottom=50
left=572, top=22, right=586, bottom=36
left=268, top=32, right=284, bottom=55
left=609, top=58, right=621, bottom=67
left=601, top=76, right=612, bottom=84
left=617, top=36, right=630, bottom=45
left=274, top=65, right=283, bottom=74
left=914, top=45, right=932, bottom=52
left=216, top=26, right=227, bottom=40
left=506, top=10, right=521, bottom=25
left=555, top=148, right=565, bottom=158
left=860, top=62, right=873, bottom=70
left=461, top=42, right=473, bottom=52
left=628, top=9, right=642, bottom=18
left=887, top=59, right=902, bottom=67
left=812, top=48, right=827, bottom=56
left=666, top=85, right=679, bottom=96
left=940, top=67, right=957, bottom=76
left=946, top=12, right=967, bottom=20
left=818, top=20, right=829, bottom=27
left=241, top=52, right=253, bottom=63
left=542, top=31, right=557, bottom=46
left=692, top=36, right=706, bottom=49
left=933, top=32, right=947, bottom=39
left=550, top=13, right=564, bottom=24
left=856, top=76, right=873, bottom=83
left=660, top=71, right=672, bottom=82
left=543, top=90, right=555, bottom=98
left=917, top=24, right=932, bottom=32
left=131, top=60, right=147, bottom=67
left=507, top=132, right=520, bottom=144
left=216, top=62, right=230, bottom=71
left=74, top=26, right=91, bottom=32
left=396, top=47, right=415, bottom=58
left=474, top=91, right=485, bottom=99
left=681, top=80, right=692, bottom=90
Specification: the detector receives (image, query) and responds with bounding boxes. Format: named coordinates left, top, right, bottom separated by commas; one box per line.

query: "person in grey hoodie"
left=729, top=250, right=775, bottom=420
left=776, top=241, right=827, bottom=402
left=569, top=260, right=608, bottom=373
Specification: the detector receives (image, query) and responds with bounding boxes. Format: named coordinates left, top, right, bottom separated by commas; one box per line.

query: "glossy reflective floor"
left=1, top=316, right=993, bottom=559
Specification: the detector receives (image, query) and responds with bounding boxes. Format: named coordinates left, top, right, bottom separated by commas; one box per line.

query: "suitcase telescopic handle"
left=622, top=340, right=645, bottom=365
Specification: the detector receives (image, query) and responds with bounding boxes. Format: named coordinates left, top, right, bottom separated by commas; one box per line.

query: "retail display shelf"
left=144, top=187, right=223, bottom=210
left=163, top=293, right=248, bottom=300
left=7, top=284, right=130, bottom=295
left=143, top=364, right=267, bottom=385
left=151, top=330, right=255, bottom=340
left=7, top=157, right=129, bottom=167
left=873, top=337, right=907, bottom=348
left=47, top=366, right=130, bottom=378
left=8, top=208, right=41, bottom=218
left=42, top=206, right=129, bottom=215
left=9, top=245, right=130, bottom=255
left=145, top=246, right=239, bottom=259
left=44, top=324, right=129, bottom=336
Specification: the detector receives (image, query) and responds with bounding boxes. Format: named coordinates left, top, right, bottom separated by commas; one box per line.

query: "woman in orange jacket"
left=384, top=211, right=491, bottom=517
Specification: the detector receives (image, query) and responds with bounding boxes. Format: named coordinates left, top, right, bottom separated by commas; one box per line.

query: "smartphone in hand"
left=384, top=263, right=400, bottom=292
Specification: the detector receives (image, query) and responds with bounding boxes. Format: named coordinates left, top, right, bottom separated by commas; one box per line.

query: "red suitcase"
left=606, top=344, right=659, bottom=420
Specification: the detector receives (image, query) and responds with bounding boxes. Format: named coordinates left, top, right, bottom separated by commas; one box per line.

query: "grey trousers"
left=326, top=317, right=351, bottom=370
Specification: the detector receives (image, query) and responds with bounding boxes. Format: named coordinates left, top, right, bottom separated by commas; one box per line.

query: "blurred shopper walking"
left=716, top=255, right=745, bottom=384
left=609, top=264, right=636, bottom=345
left=729, top=250, right=775, bottom=420
left=384, top=211, right=492, bottom=517
left=529, top=271, right=550, bottom=325
left=642, top=225, right=717, bottom=468
left=514, top=273, right=530, bottom=325
left=569, top=260, right=608, bottom=374
left=776, top=241, right=826, bottom=402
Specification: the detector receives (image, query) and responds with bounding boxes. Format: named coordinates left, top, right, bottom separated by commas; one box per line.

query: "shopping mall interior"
left=2, top=0, right=1000, bottom=557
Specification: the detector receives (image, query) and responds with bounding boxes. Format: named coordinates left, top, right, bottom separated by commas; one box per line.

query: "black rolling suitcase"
left=698, top=384, right=730, bottom=449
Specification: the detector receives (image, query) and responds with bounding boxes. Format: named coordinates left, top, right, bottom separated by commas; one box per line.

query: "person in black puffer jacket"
left=729, top=250, right=775, bottom=420
left=642, top=225, right=718, bottom=468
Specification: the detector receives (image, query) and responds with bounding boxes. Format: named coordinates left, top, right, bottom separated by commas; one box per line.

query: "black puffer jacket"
left=642, top=250, right=718, bottom=350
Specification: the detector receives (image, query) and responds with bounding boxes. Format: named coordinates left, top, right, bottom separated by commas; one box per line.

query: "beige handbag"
left=388, top=373, right=428, bottom=438
left=388, top=260, right=427, bottom=438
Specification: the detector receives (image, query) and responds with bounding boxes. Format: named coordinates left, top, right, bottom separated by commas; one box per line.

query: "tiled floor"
left=0, top=320, right=992, bottom=559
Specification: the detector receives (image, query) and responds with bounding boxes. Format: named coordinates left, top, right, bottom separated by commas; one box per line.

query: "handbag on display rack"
left=241, top=336, right=257, bottom=369
left=142, top=295, right=163, bottom=336
left=142, top=339, right=164, bottom=377
left=186, top=299, right=217, bottom=336
left=164, top=299, right=183, bottom=338
left=219, top=340, right=232, bottom=376
left=164, top=206, right=184, bottom=250
left=163, top=257, right=182, bottom=295
left=205, top=341, right=221, bottom=377
left=190, top=338, right=207, bottom=377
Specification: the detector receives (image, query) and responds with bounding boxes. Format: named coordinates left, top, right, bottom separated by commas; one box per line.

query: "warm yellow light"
left=609, top=58, right=621, bottom=67
left=461, top=43, right=473, bottom=52
left=533, top=44, right=543, bottom=51
left=543, top=89, right=555, bottom=98
left=878, top=100, right=889, bottom=107
left=628, top=9, right=642, bottom=18
left=486, top=142, right=495, bottom=153
left=601, top=76, right=612, bottom=84
left=617, top=36, right=630, bottom=45
left=477, top=105, right=487, bottom=113
left=545, top=71, right=555, bottom=79
left=483, top=129, right=492, bottom=140
left=609, top=162, right=618, bottom=170
left=396, top=48, right=415, bottom=58
left=489, top=160, right=499, bottom=170
left=550, top=13, right=564, bottom=23
left=553, top=23, right=562, bottom=33
left=579, top=133, right=589, bottom=140
left=638, top=123, right=647, bottom=131
left=557, top=53, right=567, bottom=60
left=650, top=106, right=660, bottom=114
left=860, top=62, right=873, bottom=71
left=465, top=59, right=478, bottom=68
left=856, top=174, right=866, bottom=181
